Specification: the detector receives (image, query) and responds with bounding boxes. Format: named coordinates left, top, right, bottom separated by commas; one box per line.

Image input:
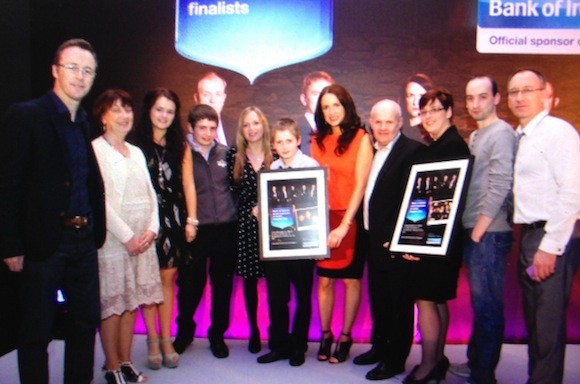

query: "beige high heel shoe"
left=146, top=338, right=162, bottom=370
left=160, top=338, right=180, bottom=368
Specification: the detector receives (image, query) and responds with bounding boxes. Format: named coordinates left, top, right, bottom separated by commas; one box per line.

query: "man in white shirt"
left=194, top=72, right=232, bottom=145
left=508, top=69, right=580, bottom=384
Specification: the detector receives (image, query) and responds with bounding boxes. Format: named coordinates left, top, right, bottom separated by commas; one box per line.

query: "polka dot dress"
left=227, top=147, right=265, bottom=278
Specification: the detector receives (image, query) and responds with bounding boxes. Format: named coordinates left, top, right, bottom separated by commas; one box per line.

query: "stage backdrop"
left=1, top=0, right=579, bottom=346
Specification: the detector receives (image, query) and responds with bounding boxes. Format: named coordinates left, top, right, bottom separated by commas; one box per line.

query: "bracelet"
left=186, top=217, right=199, bottom=226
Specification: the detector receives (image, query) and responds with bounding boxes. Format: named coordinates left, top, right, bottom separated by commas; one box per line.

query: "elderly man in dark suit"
left=0, top=38, right=106, bottom=384
left=353, top=99, right=424, bottom=380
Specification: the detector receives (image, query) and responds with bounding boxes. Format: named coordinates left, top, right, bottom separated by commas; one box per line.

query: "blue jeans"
left=463, top=230, right=513, bottom=384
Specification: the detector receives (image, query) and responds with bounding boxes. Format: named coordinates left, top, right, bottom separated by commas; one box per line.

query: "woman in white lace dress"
left=92, top=89, right=163, bottom=384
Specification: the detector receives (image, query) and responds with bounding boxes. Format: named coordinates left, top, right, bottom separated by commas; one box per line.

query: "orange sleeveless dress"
left=311, top=129, right=366, bottom=276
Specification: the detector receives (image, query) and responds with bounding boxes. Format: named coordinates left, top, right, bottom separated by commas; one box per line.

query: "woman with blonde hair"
left=227, top=106, right=274, bottom=353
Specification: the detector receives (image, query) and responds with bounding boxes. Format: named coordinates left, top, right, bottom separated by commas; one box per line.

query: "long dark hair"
left=314, top=84, right=363, bottom=156
left=130, top=88, right=185, bottom=173
left=399, top=73, right=434, bottom=123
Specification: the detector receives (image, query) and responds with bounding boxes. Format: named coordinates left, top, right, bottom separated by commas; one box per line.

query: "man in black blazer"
left=353, top=100, right=424, bottom=380
left=0, top=39, right=105, bottom=384
left=297, top=71, right=334, bottom=155
left=193, top=72, right=238, bottom=146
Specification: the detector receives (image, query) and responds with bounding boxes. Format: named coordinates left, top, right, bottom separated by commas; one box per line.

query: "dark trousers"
left=364, top=228, right=414, bottom=371
left=367, top=260, right=415, bottom=370
left=264, top=259, right=315, bottom=354
left=519, top=228, right=580, bottom=384
left=175, top=222, right=236, bottom=341
left=18, top=226, right=100, bottom=384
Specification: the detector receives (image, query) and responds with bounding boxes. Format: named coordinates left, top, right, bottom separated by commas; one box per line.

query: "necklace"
left=154, top=146, right=167, bottom=190
left=246, top=150, right=263, bottom=163
left=246, top=150, right=264, bottom=171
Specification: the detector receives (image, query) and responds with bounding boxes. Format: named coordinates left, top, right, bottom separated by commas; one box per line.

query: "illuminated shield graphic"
left=175, top=0, right=334, bottom=84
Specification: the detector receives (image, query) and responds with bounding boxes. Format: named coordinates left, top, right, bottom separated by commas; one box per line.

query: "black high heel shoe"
left=402, top=360, right=446, bottom=384
left=329, top=332, right=352, bottom=364
left=317, top=330, right=334, bottom=361
left=436, top=355, right=450, bottom=378
left=248, top=328, right=261, bottom=353
left=104, top=370, right=126, bottom=384
left=119, top=361, right=148, bottom=383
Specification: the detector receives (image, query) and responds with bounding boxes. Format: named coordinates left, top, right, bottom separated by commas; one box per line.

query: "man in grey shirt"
left=449, top=76, right=515, bottom=384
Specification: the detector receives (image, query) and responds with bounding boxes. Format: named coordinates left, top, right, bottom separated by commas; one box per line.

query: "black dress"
left=407, top=126, right=470, bottom=302
left=142, top=142, right=187, bottom=269
left=226, top=147, right=265, bottom=278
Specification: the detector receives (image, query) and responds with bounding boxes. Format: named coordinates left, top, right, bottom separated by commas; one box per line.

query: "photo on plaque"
left=257, top=167, right=329, bottom=260
left=390, top=158, right=472, bottom=256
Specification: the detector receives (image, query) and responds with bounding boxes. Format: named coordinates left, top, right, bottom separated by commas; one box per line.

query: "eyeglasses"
left=507, top=88, right=544, bottom=98
left=57, top=63, right=97, bottom=79
left=418, top=107, right=445, bottom=117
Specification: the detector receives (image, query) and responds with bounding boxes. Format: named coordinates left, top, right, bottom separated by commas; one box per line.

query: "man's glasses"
left=57, top=63, right=97, bottom=79
left=507, top=88, right=544, bottom=98
left=418, top=107, right=445, bottom=117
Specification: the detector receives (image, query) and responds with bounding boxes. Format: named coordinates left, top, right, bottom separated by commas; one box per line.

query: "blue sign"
left=270, top=206, right=295, bottom=229
left=477, top=0, right=580, bottom=54
left=175, top=0, right=334, bottom=83
left=406, top=199, right=428, bottom=223
left=479, top=0, right=580, bottom=29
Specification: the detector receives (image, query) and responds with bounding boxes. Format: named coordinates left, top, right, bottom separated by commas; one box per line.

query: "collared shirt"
left=363, top=133, right=401, bottom=230
left=216, top=120, right=227, bottom=146
left=270, top=150, right=319, bottom=170
left=186, top=133, right=216, bottom=161
left=49, top=91, right=91, bottom=216
left=462, top=119, right=515, bottom=231
left=514, top=110, right=580, bottom=254
left=305, top=113, right=316, bottom=133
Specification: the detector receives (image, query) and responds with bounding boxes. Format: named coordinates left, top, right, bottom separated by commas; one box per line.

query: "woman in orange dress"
left=311, top=84, right=373, bottom=363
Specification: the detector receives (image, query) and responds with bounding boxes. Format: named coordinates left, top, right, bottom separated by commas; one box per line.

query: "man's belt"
left=522, top=221, right=546, bottom=230
left=63, top=216, right=89, bottom=229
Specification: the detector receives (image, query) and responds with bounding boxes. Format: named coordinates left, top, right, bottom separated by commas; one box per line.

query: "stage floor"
left=1, top=335, right=579, bottom=383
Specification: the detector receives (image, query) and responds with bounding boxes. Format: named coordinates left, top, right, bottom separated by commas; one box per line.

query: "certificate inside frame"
left=258, top=167, right=329, bottom=260
left=390, top=158, right=471, bottom=257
